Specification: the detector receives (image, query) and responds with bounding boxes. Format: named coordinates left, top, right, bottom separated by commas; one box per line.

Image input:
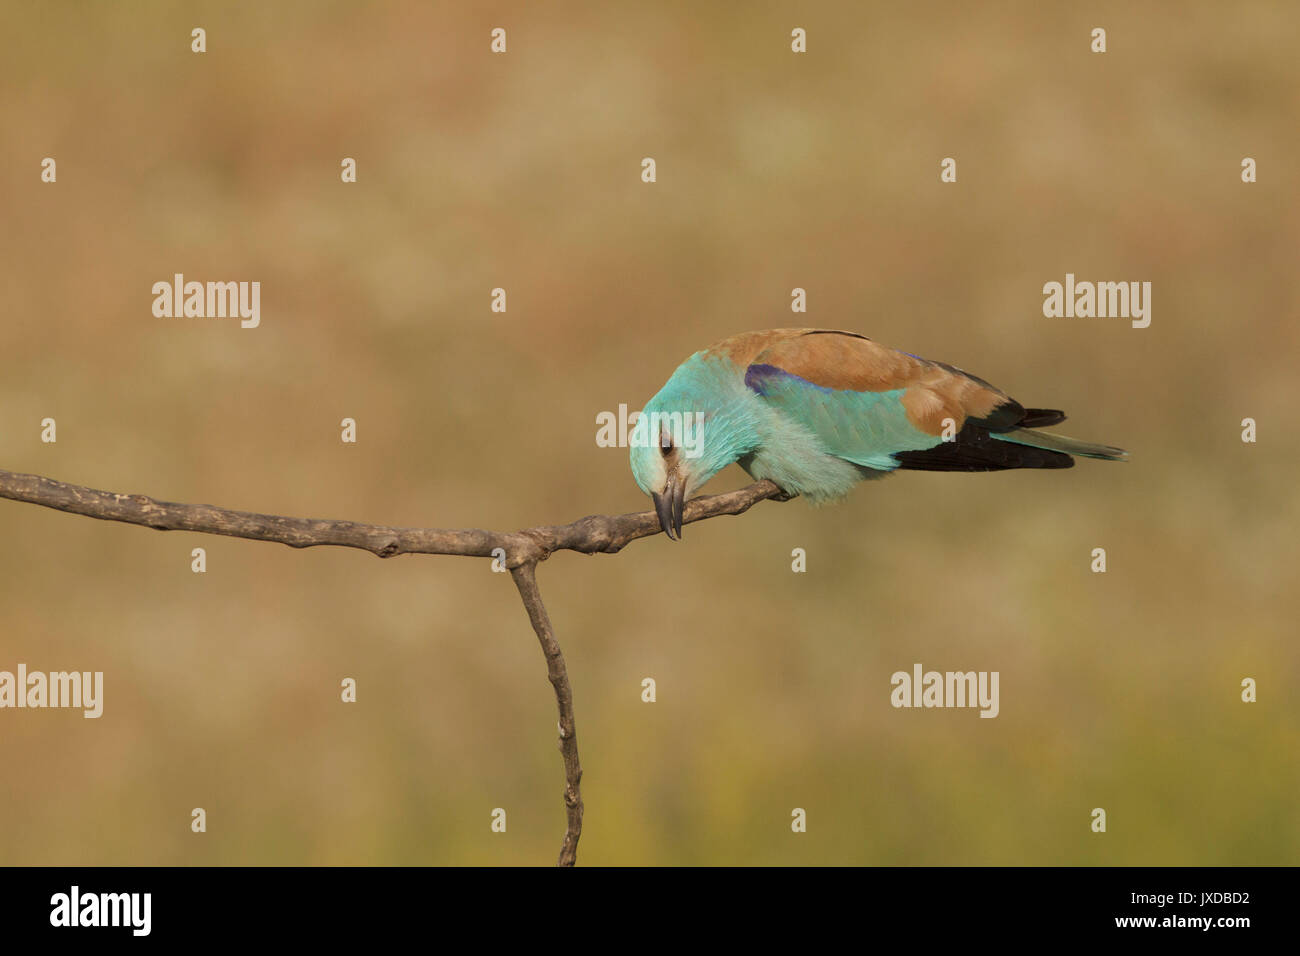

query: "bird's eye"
left=659, top=439, right=673, bottom=458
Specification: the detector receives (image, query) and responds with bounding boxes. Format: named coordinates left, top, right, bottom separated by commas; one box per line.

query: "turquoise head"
left=629, top=353, right=764, bottom=539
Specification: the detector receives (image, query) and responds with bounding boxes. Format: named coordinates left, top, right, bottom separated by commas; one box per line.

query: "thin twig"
left=510, top=563, right=583, bottom=866
left=0, top=466, right=784, bottom=865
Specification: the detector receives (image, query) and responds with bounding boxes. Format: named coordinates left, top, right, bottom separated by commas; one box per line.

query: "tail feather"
left=993, top=427, right=1128, bottom=461
left=1019, top=407, right=1066, bottom=428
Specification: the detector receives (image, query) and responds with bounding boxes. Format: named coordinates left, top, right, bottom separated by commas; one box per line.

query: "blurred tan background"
left=1, top=1, right=1296, bottom=865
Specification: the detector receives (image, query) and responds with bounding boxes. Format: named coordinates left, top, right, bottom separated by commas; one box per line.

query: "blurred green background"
left=1, top=1, right=1296, bottom=865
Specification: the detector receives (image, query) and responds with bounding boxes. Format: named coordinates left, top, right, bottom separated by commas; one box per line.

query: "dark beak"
left=652, top=474, right=686, bottom=540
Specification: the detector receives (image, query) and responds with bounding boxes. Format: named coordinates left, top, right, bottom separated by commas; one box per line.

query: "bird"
left=629, top=328, right=1127, bottom=539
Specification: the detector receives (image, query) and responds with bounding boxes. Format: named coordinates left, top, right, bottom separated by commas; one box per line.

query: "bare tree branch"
left=510, top=563, right=583, bottom=866
left=0, top=469, right=780, bottom=567
left=0, top=466, right=783, bottom=865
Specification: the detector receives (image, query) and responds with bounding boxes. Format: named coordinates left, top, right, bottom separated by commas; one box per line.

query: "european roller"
left=629, top=329, right=1127, bottom=539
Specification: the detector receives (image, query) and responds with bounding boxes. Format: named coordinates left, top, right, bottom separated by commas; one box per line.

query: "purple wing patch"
left=744, top=363, right=835, bottom=397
